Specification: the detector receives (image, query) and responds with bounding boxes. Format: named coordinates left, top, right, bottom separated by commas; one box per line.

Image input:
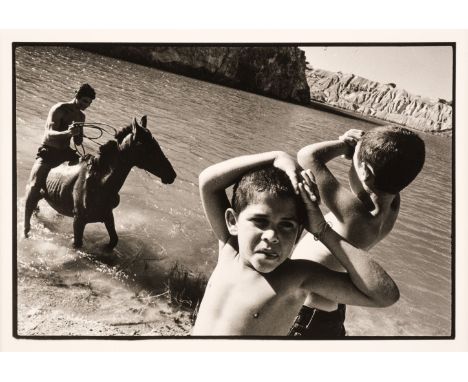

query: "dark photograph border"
left=12, top=41, right=455, bottom=341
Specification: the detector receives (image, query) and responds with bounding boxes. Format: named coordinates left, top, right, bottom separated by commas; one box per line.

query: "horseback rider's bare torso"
left=42, top=101, right=87, bottom=149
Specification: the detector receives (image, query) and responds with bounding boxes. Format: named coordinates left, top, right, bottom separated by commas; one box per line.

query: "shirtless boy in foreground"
left=289, top=126, right=425, bottom=337
left=192, top=151, right=399, bottom=336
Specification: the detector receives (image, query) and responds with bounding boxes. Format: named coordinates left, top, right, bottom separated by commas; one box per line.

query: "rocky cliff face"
left=79, top=45, right=310, bottom=105
left=306, top=67, right=452, bottom=134
left=78, top=45, right=451, bottom=134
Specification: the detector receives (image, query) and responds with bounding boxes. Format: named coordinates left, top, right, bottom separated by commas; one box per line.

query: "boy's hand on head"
left=339, top=129, right=365, bottom=159
left=339, top=129, right=365, bottom=144
left=273, top=152, right=301, bottom=194
left=300, top=169, right=320, bottom=204
left=298, top=169, right=326, bottom=234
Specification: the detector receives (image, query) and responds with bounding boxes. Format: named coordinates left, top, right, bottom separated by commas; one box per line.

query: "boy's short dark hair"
left=75, top=83, right=96, bottom=99
left=232, top=166, right=306, bottom=224
left=358, top=125, right=425, bottom=194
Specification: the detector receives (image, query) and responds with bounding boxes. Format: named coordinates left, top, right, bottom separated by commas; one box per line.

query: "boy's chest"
left=209, top=265, right=303, bottom=334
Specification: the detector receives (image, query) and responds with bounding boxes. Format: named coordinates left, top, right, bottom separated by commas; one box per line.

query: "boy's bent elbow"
left=198, top=168, right=209, bottom=188
left=386, top=283, right=400, bottom=306
left=374, top=282, right=400, bottom=307
left=199, top=167, right=217, bottom=191
left=297, top=146, right=315, bottom=168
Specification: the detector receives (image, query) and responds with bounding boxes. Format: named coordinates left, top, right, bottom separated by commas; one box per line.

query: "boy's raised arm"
left=304, top=227, right=400, bottom=307
left=297, top=130, right=363, bottom=221
left=199, top=151, right=299, bottom=244
left=298, top=171, right=399, bottom=307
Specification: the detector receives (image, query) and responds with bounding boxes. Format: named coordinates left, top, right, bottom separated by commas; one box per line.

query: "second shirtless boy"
left=290, top=126, right=425, bottom=337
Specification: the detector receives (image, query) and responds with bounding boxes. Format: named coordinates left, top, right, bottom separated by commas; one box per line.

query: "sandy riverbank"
left=16, top=215, right=197, bottom=337
left=17, top=269, right=193, bottom=337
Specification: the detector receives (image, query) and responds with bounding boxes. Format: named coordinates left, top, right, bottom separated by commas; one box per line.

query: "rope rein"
left=73, top=122, right=119, bottom=158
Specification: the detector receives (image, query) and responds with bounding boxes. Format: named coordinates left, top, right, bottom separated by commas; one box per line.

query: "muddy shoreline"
left=18, top=274, right=193, bottom=336
left=16, top=215, right=197, bottom=337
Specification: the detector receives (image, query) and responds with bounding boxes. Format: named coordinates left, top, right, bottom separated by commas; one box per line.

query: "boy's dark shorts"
left=36, top=145, right=79, bottom=167
left=288, top=304, right=346, bottom=338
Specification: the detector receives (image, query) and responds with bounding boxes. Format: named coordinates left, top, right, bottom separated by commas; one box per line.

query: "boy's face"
left=228, top=192, right=300, bottom=273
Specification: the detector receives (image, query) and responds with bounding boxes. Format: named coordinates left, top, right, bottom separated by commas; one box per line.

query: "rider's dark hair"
left=75, top=83, right=96, bottom=100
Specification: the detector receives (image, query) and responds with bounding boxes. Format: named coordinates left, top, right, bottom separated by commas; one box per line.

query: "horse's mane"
left=115, top=124, right=133, bottom=143
left=85, top=124, right=131, bottom=172
left=85, top=122, right=137, bottom=175
left=84, top=139, right=120, bottom=179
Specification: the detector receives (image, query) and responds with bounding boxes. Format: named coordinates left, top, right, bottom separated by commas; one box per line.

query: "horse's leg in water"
left=24, top=160, right=50, bottom=237
left=104, top=212, right=118, bottom=250
left=72, top=216, right=86, bottom=248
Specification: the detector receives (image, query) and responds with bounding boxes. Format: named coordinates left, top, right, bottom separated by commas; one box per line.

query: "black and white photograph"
left=11, top=42, right=454, bottom=339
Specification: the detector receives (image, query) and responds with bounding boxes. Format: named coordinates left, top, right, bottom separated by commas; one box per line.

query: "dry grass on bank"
left=165, top=263, right=208, bottom=322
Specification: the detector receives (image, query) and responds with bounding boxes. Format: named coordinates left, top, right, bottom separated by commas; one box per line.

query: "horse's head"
left=119, top=116, right=177, bottom=184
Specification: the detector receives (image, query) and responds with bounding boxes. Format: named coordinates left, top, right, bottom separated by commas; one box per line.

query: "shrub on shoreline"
left=165, top=262, right=207, bottom=321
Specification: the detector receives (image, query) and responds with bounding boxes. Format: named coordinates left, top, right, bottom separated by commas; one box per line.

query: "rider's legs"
left=24, top=159, right=52, bottom=237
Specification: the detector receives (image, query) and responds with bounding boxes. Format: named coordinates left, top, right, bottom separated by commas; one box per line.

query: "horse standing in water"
left=28, top=115, right=177, bottom=249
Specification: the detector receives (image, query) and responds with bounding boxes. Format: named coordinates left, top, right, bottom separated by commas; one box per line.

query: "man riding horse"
left=23, top=97, right=177, bottom=249
left=24, top=83, right=96, bottom=238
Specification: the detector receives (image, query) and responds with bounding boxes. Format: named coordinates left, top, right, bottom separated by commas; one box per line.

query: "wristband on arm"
left=311, top=220, right=331, bottom=242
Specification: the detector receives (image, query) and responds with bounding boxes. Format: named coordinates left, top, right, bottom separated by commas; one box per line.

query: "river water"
left=15, top=46, right=452, bottom=336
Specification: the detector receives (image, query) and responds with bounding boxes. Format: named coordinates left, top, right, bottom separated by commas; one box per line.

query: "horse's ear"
left=140, top=115, right=147, bottom=128
left=132, top=117, right=138, bottom=132
left=132, top=117, right=140, bottom=138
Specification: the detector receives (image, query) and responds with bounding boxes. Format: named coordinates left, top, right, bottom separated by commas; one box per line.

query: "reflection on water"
left=15, top=46, right=452, bottom=336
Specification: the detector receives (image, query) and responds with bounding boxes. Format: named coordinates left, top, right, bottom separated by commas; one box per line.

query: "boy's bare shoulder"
left=338, top=193, right=400, bottom=248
